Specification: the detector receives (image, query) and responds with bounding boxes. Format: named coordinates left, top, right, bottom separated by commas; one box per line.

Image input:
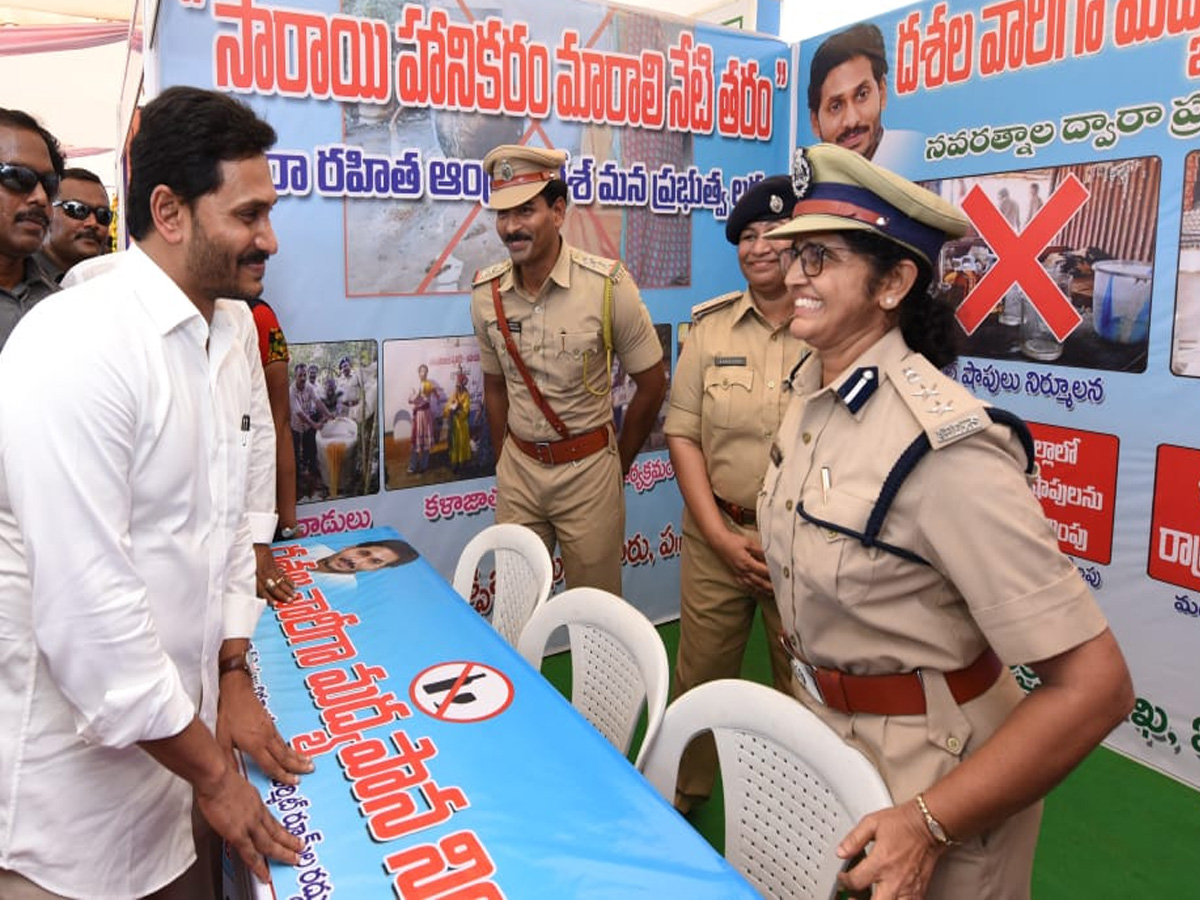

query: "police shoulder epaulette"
left=571, top=247, right=625, bottom=282
left=471, top=259, right=511, bottom=287
left=885, top=354, right=990, bottom=450
left=690, top=290, right=743, bottom=323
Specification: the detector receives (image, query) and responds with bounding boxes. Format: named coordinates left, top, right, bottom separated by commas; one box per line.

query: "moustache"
left=504, top=233, right=533, bottom=245
left=238, top=251, right=270, bottom=265
left=75, top=228, right=104, bottom=243
left=836, top=125, right=870, bottom=144
left=15, top=210, right=49, bottom=229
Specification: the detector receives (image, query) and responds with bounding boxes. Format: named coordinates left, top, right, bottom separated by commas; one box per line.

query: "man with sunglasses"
left=0, top=107, right=63, bottom=352
left=34, top=167, right=111, bottom=283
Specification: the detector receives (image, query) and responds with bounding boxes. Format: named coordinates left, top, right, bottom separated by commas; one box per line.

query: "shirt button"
left=767, top=380, right=776, bottom=389
left=946, top=736, right=962, bottom=753
left=783, top=566, right=791, bottom=578
left=785, top=499, right=793, bottom=511
left=802, top=432, right=812, bottom=444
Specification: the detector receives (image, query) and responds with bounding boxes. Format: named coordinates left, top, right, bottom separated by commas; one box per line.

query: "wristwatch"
left=279, top=525, right=298, bottom=539
left=218, top=653, right=251, bottom=679
left=915, top=793, right=958, bottom=846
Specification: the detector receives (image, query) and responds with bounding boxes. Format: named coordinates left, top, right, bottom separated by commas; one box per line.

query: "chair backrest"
left=641, top=679, right=893, bottom=900
left=516, top=587, right=669, bottom=770
left=452, top=523, right=553, bottom=646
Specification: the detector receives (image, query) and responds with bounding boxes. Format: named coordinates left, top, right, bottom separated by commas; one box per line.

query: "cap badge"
left=791, top=147, right=813, bottom=199
left=499, top=159, right=514, bottom=181
left=769, top=193, right=784, bottom=214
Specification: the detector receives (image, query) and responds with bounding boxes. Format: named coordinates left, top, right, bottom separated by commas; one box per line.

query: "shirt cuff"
left=249, top=511, right=278, bottom=545
left=223, top=591, right=267, bottom=640
left=79, top=665, right=195, bottom=748
left=663, top=407, right=701, bottom=441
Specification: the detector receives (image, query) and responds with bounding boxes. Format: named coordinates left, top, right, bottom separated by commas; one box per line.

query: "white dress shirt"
left=0, top=245, right=267, bottom=898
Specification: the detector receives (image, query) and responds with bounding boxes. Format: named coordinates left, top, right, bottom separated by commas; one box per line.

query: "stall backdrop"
left=141, top=0, right=793, bottom=627
left=134, top=0, right=1200, bottom=792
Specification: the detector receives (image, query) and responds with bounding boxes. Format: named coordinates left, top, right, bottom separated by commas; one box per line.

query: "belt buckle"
left=534, top=441, right=553, bottom=464
left=792, top=659, right=826, bottom=705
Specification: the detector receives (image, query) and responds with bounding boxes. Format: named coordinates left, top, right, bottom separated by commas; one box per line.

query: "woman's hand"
left=714, top=531, right=774, bottom=595
left=836, top=800, right=947, bottom=900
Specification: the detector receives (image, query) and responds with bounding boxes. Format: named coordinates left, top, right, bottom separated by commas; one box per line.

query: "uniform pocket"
left=703, top=365, right=755, bottom=430
left=557, top=330, right=605, bottom=389
left=796, top=488, right=879, bottom=607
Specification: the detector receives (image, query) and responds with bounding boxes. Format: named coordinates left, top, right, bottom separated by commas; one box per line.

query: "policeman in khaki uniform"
left=664, top=176, right=805, bottom=813
left=757, top=144, right=1133, bottom=899
left=471, top=144, right=666, bottom=594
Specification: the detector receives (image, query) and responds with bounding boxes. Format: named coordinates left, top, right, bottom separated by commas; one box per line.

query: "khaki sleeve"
left=470, top=286, right=503, bottom=376
left=664, top=319, right=704, bottom=442
left=610, top=272, right=662, bottom=375
left=915, top=427, right=1108, bottom=665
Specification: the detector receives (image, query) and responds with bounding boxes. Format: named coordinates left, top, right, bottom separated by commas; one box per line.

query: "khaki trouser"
left=672, top=516, right=792, bottom=804
left=495, top=431, right=625, bottom=595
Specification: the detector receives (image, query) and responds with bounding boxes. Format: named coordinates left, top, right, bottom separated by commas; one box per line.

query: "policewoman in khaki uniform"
left=664, top=176, right=805, bottom=812
left=470, top=145, right=666, bottom=594
left=757, top=144, right=1133, bottom=899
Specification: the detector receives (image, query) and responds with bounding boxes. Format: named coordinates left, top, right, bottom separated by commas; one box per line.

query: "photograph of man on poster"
left=806, top=21, right=922, bottom=171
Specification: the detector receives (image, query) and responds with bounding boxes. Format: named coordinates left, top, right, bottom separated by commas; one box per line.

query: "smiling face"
left=318, top=544, right=401, bottom=573
left=810, top=55, right=887, bottom=160
left=181, top=156, right=278, bottom=304
left=783, top=232, right=898, bottom=378
left=737, top=220, right=792, bottom=302
left=0, top=125, right=55, bottom=264
left=494, top=193, right=564, bottom=271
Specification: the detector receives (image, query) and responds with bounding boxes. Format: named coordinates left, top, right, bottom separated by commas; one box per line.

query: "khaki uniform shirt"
left=0, top=257, right=59, bottom=352
left=759, top=328, right=1106, bottom=674
left=664, top=289, right=806, bottom=510
left=470, top=240, right=661, bottom=440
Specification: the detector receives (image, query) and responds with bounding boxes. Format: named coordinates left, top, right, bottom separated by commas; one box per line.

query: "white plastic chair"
left=516, top=587, right=669, bottom=770
left=641, top=679, right=893, bottom=900
left=452, top=523, right=553, bottom=646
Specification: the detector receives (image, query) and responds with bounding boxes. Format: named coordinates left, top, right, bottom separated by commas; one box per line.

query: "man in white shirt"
left=0, top=87, right=311, bottom=900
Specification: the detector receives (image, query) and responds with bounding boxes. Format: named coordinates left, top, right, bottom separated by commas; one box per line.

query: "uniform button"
left=767, top=380, right=775, bottom=389
left=802, top=432, right=812, bottom=444
left=783, top=566, right=791, bottom=578
left=722, top=378, right=729, bottom=386
left=785, top=499, right=793, bottom=511
left=946, top=736, right=962, bottom=753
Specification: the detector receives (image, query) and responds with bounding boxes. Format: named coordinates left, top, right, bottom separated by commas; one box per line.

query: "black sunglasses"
left=0, top=163, right=60, bottom=198
left=54, top=198, right=113, bottom=227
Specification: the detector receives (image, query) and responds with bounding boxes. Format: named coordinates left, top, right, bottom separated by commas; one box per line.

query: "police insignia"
left=769, top=193, right=784, bottom=214
left=791, top=147, right=812, bottom=199
left=499, top=159, right=514, bottom=181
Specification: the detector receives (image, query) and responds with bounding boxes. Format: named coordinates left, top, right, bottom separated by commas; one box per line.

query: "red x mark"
left=957, top=175, right=1089, bottom=339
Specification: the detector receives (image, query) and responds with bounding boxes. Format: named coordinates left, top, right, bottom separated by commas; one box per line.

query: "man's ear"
left=879, top=75, right=888, bottom=113
left=149, top=185, right=188, bottom=246
left=810, top=110, right=822, bottom=141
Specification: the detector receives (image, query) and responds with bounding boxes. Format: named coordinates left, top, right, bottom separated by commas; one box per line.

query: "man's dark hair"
left=61, top=167, right=105, bottom=188
left=345, top=539, right=419, bottom=568
left=126, top=87, right=277, bottom=240
left=541, top=178, right=569, bottom=207
left=0, top=108, right=65, bottom=179
left=807, top=23, right=889, bottom=114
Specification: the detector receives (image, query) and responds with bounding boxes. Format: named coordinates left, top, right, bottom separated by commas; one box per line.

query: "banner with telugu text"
left=148, top=0, right=793, bottom=626
left=797, top=0, right=1200, bottom=789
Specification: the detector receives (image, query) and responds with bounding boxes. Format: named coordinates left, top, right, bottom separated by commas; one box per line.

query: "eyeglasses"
left=779, top=241, right=837, bottom=278
left=0, top=163, right=60, bottom=198
left=53, top=199, right=113, bottom=227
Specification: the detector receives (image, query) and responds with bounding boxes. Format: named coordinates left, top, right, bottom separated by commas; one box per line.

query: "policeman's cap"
left=482, top=144, right=568, bottom=210
left=724, top=175, right=798, bottom=245
left=766, top=143, right=969, bottom=266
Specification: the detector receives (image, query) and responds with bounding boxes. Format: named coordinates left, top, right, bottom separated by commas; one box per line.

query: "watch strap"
left=218, top=653, right=251, bottom=678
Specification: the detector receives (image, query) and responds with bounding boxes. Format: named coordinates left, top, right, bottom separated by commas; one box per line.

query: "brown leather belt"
left=714, top=494, right=756, bottom=526
left=781, top=637, right=1004, bottom=716
left=508, top=425, right=610, bottom=466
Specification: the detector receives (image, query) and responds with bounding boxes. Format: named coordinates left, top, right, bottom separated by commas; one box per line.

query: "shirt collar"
left=799, top=327, right=912, bottom=416
left=498, top=238, right=571, bottom=296
left=124, top=244, right=207, bottom=340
